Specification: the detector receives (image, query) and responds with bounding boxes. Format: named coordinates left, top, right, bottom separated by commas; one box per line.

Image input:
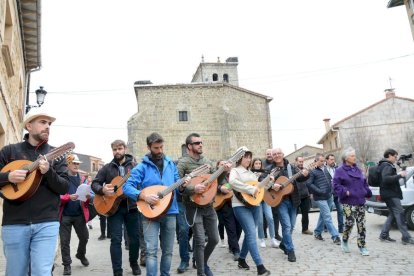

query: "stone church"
left=127, top=57, right=273, bottom=161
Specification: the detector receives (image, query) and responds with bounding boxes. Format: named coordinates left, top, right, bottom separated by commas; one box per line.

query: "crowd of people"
left=1, top=109, right=414, bottom=276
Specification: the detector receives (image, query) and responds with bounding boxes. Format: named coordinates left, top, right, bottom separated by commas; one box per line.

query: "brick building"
left=128, top=57, right=273, bottom=161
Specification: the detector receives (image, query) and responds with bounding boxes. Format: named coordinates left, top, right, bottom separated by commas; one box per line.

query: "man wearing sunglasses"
left=177, top=133, right=231, bottom=276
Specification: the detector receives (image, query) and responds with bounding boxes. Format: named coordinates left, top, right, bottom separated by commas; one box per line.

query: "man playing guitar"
left=91, top=140, right=140, bottom=276
left=0, top=109, right=69, bottom=276
left=123, top=132, right=187, bottom=276
left=177, top=133, right=231, bottom=276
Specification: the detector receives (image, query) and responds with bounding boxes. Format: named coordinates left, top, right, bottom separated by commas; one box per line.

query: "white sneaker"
left=259, top=239, right=266, bottom=248
left=220, top=239, right=227, bottom=248
left=271, top=238, right=280, bottom=248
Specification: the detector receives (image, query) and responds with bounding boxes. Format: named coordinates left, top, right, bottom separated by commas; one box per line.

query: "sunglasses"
left=191, top=141, right=203, bottom=145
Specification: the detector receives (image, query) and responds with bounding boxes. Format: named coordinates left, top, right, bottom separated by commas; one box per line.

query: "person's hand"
left=8, top=170, right=28, bottom=183
left=301, top=169, right=309, bottom=177
left=220, top=185, right=231, bottom=194
left=103, top=184, right=115, bottom=196
left=400, top=171, right=407, bottom=177
left=38, top=156, right=50, bottom=174
left=70, top=194, right=79, bottom=201
left=194, top=184, right=206, bottom=194
left=182, top=176, right=192, bottom=187
left=272, top=183, right=282, bottom=191
left=144, top=194, right=159, bottom=205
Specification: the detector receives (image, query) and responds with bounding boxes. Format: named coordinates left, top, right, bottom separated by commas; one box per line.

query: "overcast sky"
left=29, top=0, right=414, bottom=163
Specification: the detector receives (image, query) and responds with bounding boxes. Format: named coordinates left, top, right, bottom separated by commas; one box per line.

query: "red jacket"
left=59, top=194, right=90, bottom=222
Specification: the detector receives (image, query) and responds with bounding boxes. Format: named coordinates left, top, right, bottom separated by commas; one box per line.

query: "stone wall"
left=338, top=97, right=414, bottom=161
left=128, top=83, right=272, bottom=161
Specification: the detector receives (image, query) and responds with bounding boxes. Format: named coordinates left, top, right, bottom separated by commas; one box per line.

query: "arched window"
left=212, top=73, right=218, bottom=81
left=223, top=74, right=229, bottom=83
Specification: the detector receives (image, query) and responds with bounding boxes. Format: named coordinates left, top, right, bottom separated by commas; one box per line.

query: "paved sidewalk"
left=1, top=212, right=414, bottom=275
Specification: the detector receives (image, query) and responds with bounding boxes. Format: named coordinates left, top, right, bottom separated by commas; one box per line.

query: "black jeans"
left=99, top=214, right=111, bottom=237
left=60, top=215, right=89, bottom=266
left=108, top=206, right=140, bottom=273
left=271, top=206, right=281, bottom=237
left=216, top=202, right=242, bottom=253
left=297, top=197, right=311, bottom=232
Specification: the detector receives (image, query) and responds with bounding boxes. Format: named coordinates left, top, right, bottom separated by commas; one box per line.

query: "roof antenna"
left=388, top=76, right=393, bottom=89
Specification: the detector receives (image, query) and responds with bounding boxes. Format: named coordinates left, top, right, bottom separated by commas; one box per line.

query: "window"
left=179, top=111, right=188, bottom=121
left=223, top=74, right=229, bottom=83
left=212, top=73, right=218, bottom=81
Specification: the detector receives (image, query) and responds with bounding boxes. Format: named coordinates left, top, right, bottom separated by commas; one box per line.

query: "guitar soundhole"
left=114, top=185, right=118, bottom=192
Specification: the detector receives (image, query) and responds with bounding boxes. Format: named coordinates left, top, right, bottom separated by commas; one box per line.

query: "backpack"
left=367, top=165, right=382, bottom=187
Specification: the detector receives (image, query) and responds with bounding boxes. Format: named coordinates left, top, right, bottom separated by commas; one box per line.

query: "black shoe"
left=275, top=234, right=282, bottom=241
left=402, top=237, right=414, bottom=245
left=257, top=264, right=270, bottom=275
left=113, top=271, right=123, bottom=276
left=63, top=265, right=71, bottom=275
left=379, top=235, right=396, bottom=242
left=98, top=234, right=106, bottom=240
left=75, top=254, right=90, bottom=266
left=177, top=261, right=189, bottom=273
left=237, top=258, right=250, bottom=270
left=140, top=255, right=146, bottom=267
left=288, top=251, right=296, bottom=262
left=279, top=242, right=287, bottom=255
left=333, top=236, right=341, bottom=245
left=314, top=234, right=324, bottom=241
left=107, top=234, right=112, bottom=239
left=131, top=264, right=141, bottom=275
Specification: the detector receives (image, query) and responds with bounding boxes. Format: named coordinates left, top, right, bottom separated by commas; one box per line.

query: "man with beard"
left=92, top=140, right=141, bottom=276
left=178, top=133, right=231, bottom=276
left=124, top=132, right=185, bottom=276
left=0, top=109, right=69, bottom=276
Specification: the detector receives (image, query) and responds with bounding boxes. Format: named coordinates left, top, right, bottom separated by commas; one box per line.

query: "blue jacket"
left=333, top=163, right=372, bottom=205
left=123, top=155, right=180, bottom=215
left=306, top=166, right=332, bottom=201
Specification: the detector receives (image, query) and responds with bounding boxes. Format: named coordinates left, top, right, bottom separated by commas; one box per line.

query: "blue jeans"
left=108, top=207, right=139, bottom=273
left=314, top=197, right=339, bottom=239
left=258, top=201, right=275, bottom=239
left=2, top=221, right=60, bottom=276
left=277, top=199, right=297, bottom=253
left=177, top=202, right=190, bottom=263
left=233, top=206, right=263, bottom=266
left=142, top=214, right=176, bottom=276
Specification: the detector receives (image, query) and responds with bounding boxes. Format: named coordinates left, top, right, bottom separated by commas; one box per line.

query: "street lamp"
left=26, top=86, right=47, bottom=113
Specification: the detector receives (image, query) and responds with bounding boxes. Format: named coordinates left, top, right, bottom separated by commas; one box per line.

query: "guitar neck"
left=159, top=178, right=186, bottom=197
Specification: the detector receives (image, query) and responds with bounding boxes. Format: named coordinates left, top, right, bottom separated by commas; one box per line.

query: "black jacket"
left=307, top=166, right=332, bottom=201
left=0, top=136, right=69, bottom=226
left=379, top=159, right=403, bottom=200
left=91, top=154, right=137, bottom=211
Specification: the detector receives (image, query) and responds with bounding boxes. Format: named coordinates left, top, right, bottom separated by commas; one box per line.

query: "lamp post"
left=26, top=86, right=47, bottom=113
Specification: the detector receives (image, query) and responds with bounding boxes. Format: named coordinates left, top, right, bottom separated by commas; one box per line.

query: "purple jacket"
left=333, top=163, right=372, bottom=206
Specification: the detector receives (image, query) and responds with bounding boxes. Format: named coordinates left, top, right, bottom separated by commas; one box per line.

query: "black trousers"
left=297, top=197, right=311, bottom=232
left=216, top=202, right=242, bottom=254
left=60, top=215, right=89, bottom=266
left=271, top=206, right=281, bottom=237
left=99, top=214, right=111, bottom=237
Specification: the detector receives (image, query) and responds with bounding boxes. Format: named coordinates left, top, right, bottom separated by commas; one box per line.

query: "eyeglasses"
left=191, top=141, right=203, bottom=145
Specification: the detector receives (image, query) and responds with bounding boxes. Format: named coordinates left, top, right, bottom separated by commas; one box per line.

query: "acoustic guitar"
left=137, top=164, right=210, bottom=220
left=0, top=142, right=75, bottom=201
left=190, top=146, right=248, bottom=207
left=263, top=162, right=316, bottom=207
left=213, top=189, right=233, bottom=210
left=93, top=172, right=131, bottom=217
left=234, top=167, right=279, bottom=207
